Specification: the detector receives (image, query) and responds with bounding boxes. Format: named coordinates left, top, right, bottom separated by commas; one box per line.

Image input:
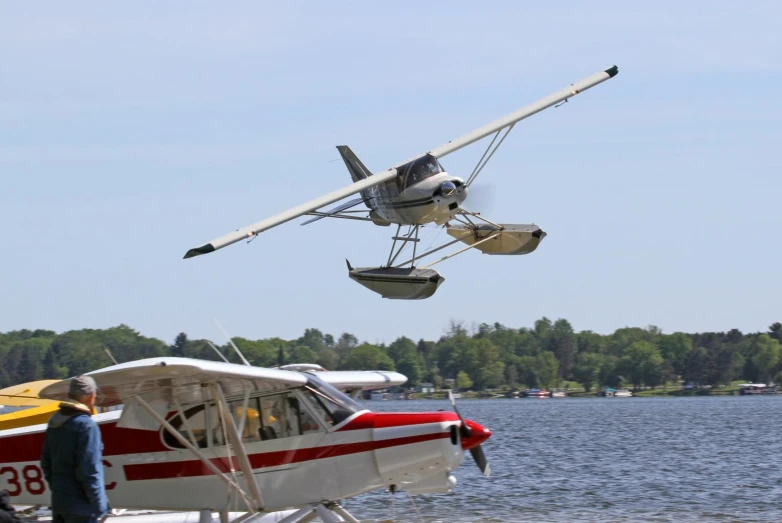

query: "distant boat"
left=614, top=389, right=633, bottom=397
left=738, top=383, right=778, bottom=395
left=597, top=387, right=615, bottom=397
left=524, top=388, right=550, bottom=398
left=550, top=389, right=567, bottom=398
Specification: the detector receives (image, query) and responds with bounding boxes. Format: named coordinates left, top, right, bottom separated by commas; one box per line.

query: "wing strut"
left=132, top=395, right=262, bottom=512
left=464, top=123, right=515, bottom=188
left=212, top=382, right=266, bottom=510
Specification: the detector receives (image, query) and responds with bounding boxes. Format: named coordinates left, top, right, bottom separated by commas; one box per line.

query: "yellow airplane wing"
left=0, top=380, right=60, bottom=430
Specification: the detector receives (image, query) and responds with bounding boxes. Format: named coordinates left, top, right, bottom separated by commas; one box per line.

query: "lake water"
left=348, top=397, right=782, bottom=522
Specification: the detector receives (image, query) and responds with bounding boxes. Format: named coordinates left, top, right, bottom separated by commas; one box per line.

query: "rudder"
left=337, top=145, right=373, bottom=183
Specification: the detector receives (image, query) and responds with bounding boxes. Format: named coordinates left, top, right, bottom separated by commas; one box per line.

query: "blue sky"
left=1, top=1, right=780, bottom=345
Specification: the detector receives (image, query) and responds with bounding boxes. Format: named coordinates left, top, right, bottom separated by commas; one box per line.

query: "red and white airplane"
left=0, top=357, right=491, bottom=523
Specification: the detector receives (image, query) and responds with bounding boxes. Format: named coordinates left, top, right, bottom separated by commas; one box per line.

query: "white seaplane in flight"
left=0, top=357, right=490, bottom=523
left=184, top=66, right=619, bottom=299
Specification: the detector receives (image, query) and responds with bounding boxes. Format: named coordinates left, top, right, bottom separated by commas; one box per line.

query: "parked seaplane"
left=183, top=66, right=619, bottom=299
left=0, top=357, right=491, bottom=523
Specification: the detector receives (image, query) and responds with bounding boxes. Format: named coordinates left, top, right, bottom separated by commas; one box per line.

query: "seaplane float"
left=0, top=357, right=491, bottom=523
left=183, top=65, right=619, bottom=299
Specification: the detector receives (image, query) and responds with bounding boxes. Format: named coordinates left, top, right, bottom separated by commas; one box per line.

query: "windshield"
left=303, top=373, right=365, bottom=425
left=399, top=155, right=444, bottom=189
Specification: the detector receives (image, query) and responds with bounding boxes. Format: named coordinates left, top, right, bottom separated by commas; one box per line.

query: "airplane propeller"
left=464, top=181, right=496, bottom=214
left=447, top=390, right=491, bottom=477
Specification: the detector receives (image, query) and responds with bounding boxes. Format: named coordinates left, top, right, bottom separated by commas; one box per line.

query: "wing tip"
left=605, top=65, right=619, bottom=78
left=183, top=243, right=216, bottom=259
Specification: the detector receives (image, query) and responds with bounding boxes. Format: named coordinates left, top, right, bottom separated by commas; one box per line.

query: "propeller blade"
left=447, top=390, right=472, bottom=437
left=465, top=181, right=496, bottom=214
left=469, top=445, right=491, bottom=477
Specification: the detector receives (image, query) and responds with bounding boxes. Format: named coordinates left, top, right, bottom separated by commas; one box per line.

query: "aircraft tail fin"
left=336, top=146, right=373, bottom=183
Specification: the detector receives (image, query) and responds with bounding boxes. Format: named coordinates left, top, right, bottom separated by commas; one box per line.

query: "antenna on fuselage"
left=214, top=318, right=252, bottom=366
left=104, top=348, right=119, bottom=365
left=206, top=341, right=231, bottom=363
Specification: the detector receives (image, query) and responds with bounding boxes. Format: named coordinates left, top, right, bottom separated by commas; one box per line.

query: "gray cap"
left=69, top=375, right=98, bottom=399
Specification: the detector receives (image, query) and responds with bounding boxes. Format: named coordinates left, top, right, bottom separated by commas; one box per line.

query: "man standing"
left=41, top=376, right=109, bottom=523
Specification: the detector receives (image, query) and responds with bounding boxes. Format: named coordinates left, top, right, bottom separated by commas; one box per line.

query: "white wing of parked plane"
left=39, top=357, right=308, bottom=407
left=317, top=370, right=408, bottom=391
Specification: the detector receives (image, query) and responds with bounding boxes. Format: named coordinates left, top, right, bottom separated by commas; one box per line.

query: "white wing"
left=184, top=169, right=397, bottom=259
left=402, top=65, right=618, bottom=164
left=317, top=370, right=408, bottom=392
left=39, top=357, right=308, bottom=407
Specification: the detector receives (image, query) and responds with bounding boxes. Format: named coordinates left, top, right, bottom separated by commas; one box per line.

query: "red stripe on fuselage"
left=338, top=412, right=459, bottom=431
left=0, top=420, right=170, bottom=464
left=1, top=411, right=458, bottom=465
left=124, top=431, right=450, bottom=481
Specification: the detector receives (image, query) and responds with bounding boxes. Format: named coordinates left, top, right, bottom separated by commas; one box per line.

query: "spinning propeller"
left=448, top=390, right=491, bottom=477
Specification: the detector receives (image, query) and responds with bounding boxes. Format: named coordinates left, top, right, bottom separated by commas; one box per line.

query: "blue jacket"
left=40, top=403, right=109, bottom=517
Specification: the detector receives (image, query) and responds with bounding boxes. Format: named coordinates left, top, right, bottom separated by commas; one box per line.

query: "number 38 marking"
left=0, top=465, right=45, bottom=496
left=1, top=462, right=115, bottom=496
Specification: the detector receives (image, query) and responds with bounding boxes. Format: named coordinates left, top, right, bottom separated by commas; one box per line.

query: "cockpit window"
left=399, top=155, right=444, bottom=189
left=302, top=373, right=364, bottom=425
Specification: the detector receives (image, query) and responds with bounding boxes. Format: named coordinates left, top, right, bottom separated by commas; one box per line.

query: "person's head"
left=68, top=375, right=98, bottom=410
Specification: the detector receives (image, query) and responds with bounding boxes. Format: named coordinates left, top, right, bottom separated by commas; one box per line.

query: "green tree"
left=768, top=323, right=782, bottom=343
left=171, top=332, right=188, bottom=357
left=478, top=361, right=505, bottom=390
left=42, top=347, right=61, bottom=379
left=547, top=319, right=577, bottom=379
left=620, top=341, right=663, bottom=390
left=577, top=331, right=607, bottom=355
left=335, top=333, right=359, bottom=365
left=17, top=349, right=43, bottom=382
left=751, top=334, right=781, bottom=384
left=456, top=370, right=473, bottom=390
left=658, top=332, right=692, bottom=375
left=572, top=352, right=603, bottom=392
left=340, top=344, right=395, bottom=371
left=535, top=352, right=559, bottom=389
left=505, top=364, right=518, bottom=388
left=290, top=345, right=318, bottom=364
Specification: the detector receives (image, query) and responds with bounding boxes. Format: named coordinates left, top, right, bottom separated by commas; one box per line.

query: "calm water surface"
left=347, top=397, right=782, bottom=522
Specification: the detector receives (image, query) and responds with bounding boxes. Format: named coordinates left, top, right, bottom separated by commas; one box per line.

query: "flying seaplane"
left=184, top=66, right=619, bottom=299
left=0, top=357, right=491, bottom=523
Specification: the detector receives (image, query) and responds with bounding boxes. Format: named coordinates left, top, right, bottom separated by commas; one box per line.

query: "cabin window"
left=164, top=392, right=328, bottom=449
left=222, top=392, right=323, bottom=443
left=302, top=374, right=364, bottom=426
left=398, top=155, right=444, bottom=190
left=163, top=404, right=210, bottom=449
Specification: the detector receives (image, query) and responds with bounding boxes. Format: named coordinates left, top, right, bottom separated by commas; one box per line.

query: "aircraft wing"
left=0, top=380, right=60, bottom=407
left=39, top=357, right=308, bottom=408
left=407, top=65, right=618, bottom=163
left=184, top=169, right=398, bottom=259
left=317, top=370, right=408, bottom=392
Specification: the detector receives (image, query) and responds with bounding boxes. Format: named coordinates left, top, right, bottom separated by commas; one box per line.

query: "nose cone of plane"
left=461, top=419, right=491, bottom=451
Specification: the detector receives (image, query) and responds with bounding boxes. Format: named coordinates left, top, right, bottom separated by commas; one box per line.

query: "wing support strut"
left=464, top=123, right=516, bottom=188
left=212, top=382, right=266, bottom=511
left=390, top=211, right=505, bottom=268
left=132, top=396, right=262, bottom=513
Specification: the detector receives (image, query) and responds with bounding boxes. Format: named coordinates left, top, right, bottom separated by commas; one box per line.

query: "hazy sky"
left=2, top=1, right=780, bottom=345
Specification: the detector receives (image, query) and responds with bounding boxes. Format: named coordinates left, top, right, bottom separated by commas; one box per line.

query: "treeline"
left=1, top=320, right=781, bottom=392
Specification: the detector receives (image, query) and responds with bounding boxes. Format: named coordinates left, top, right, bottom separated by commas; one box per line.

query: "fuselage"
left=0, top=405, right=489, bottom=513
left=363, top=155, right=468, bottom=226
